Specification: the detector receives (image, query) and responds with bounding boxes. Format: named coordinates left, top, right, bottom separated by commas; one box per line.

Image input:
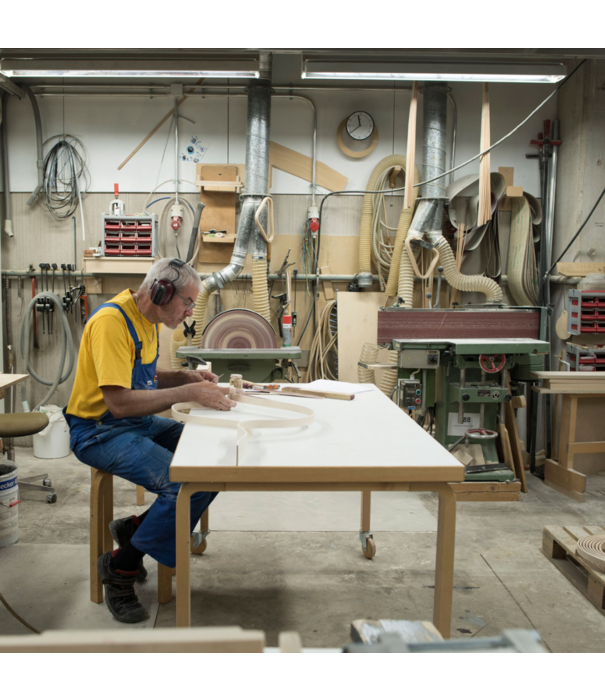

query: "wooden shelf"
left=82, top=257, right=156, bottom=275
left=196, top=178, right=242, bottom=193
left=201, top=234, right=237, bottom=244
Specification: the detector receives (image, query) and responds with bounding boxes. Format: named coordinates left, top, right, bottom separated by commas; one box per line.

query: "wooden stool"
left=90, top=468, right=174, bottom=605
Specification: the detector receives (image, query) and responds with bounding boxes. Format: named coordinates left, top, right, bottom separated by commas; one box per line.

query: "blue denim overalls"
left=65, top=301, right=217, bottom=568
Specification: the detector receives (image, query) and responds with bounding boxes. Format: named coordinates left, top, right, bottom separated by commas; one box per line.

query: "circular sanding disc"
left=201, top=308, right=277, bottom=349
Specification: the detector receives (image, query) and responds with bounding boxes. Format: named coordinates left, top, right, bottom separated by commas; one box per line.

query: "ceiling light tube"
left=302, top=60, right=567, bottom=84
left=0, top=59, right=259, bottom=79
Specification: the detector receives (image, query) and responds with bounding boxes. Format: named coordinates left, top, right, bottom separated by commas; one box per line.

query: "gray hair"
left=139, top=258, right=201, bottom=295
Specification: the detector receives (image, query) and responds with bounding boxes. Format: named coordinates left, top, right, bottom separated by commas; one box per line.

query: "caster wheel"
left=46, top=493, right=57, bottom=504
left=191, top=538, right=207, bottom=555
left=43, top=478, right=52, bottom=487
left=362, top=538, right=376, bottom=559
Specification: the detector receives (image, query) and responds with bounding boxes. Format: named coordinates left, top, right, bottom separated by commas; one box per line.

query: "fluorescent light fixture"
left=302, top=59, right=567, bottom=84
left=0, top=59, right=259, bottom=79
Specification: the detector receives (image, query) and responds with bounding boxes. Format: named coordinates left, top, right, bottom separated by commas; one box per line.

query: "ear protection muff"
left=150, top=258, right=185, bottom=306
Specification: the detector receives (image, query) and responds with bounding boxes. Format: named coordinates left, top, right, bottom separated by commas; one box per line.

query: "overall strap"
left=89, top=302, right=143, bottom=360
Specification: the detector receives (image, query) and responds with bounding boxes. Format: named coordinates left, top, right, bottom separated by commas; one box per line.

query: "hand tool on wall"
left=30, top=273, right=39, bottom=349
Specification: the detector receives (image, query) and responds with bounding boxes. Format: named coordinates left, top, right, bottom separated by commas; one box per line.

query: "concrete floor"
left=1, top=448, right=605, bottom=651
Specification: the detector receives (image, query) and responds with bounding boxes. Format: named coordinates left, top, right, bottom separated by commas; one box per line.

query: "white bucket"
left=33, top=406, right=71, bottom=459
left=0, top=462, right=19, bottom=548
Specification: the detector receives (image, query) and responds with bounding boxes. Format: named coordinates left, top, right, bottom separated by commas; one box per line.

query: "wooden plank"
left=82, top=258, right=154, bottom=275
left=544, top=478, right=586, bottom=503
left=557, top=396, right=577, bottom=469
left=505, top=393, right=528, bottom=493
left=449, top=481, right=521, bottom=502
left=557, top=262, right=605, bottom=277
left=337, top=292, right=386, bottom=384
left=568, top=441, right=605, bottom=455
left=498, top=167, right=514, bottom=211
left=350, top=619, right=443, bottom=645
left=506, top=186, right=524, bottom=198
left=0, top=627, right=266, bottom=653
left=544, top=458, right=587, bottom=494
left=269, top=141, right=348, bottom=192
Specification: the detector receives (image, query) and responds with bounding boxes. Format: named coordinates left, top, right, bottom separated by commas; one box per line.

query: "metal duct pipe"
left=421, top=83, right=449, bottom=199
left=190, top=60, right=273, bottom=337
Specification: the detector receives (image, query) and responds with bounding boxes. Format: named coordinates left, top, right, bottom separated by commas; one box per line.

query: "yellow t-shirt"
left=66, top=289, right=159, bottom=420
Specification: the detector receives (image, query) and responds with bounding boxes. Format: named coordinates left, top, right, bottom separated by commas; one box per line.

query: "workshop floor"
left=1, top=448, right=605, bottom=651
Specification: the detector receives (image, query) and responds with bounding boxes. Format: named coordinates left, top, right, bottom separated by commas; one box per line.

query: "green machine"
left=374, top=307, right=550, bottom=482
left=175, top=308, right=301, bottom=384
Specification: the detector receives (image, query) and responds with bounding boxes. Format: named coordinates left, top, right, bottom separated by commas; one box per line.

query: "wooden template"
left=168, top=387, right=464, bottom=638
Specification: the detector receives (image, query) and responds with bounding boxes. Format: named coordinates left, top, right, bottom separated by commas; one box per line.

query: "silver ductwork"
left=203, top=70, right=272, bottom=292
left=407, top=82, right=449, bottom=245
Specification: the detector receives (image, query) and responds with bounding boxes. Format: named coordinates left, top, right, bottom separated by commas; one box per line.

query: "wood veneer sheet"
left=172, top=391, right=315, bottom=466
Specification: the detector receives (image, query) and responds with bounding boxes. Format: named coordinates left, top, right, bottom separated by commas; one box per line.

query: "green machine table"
left=176, top=346, right=302, bottom=384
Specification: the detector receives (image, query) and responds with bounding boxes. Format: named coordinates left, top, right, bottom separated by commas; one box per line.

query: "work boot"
left=109, top=515, right=148, bottom=582
left=97, top=551, right=146, bottom=624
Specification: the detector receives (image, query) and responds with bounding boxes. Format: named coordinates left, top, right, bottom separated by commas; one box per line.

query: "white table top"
left=170, top=384, right=464, bottom=484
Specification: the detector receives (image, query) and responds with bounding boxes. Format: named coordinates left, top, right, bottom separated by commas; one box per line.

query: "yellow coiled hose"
left=357, top=342, right=380, bottom=385
left=358, top=154, right=419, bottom=287
left=252, top=256, right=271, bottom=323
left=436, top=238, right=503, bottom=302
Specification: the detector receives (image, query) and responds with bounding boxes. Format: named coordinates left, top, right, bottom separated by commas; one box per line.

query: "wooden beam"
left=544, top=458, right=586, bottom=494
left=557, top=262, right=605, bottom=277
left=269, top=141, right=348, bottom=192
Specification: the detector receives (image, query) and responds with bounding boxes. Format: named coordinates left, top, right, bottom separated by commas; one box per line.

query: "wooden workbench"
left=168, top=386, right=465, bottom=638
left=533, top=386, right=605, bottom=501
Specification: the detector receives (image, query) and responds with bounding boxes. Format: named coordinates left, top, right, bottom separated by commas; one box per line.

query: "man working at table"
left=65, top=258, right=237, bottom=624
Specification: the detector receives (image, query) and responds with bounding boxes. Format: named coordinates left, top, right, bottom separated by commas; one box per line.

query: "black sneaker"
left=109, top=515, right=148, bottom=582
left=97, top=551, right=147, bottom=624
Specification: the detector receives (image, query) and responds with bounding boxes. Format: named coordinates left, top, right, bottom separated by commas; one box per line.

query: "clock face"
left=345, top=111, right=375, bottom=141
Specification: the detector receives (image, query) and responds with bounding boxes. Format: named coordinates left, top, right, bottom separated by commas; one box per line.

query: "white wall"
left=2, top=54, right=556, bottom=199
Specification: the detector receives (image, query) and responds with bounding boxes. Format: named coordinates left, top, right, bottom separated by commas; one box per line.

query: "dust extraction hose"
left=251, top=256, right=271, bottom=323
left=20, top=292, right=75, bottom=411
left=358, top=154, right=419, bottom=289
left=436, top=238, right=503, bottom=302
left=357, top=342, right=380, bottom=385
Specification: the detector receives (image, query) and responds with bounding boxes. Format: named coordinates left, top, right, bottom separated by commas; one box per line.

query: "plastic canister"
left=0, top=462, right=20, bottom=548
left=33, top=405, right=71, bottom=459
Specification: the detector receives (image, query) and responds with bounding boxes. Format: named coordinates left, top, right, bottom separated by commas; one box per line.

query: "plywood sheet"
left=337, top=291, right=387, bottom=384
left=198, top=165, right=238, bottom=264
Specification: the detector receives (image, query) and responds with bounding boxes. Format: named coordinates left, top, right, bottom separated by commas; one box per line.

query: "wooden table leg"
left=412, top=482, right=457, bottom=639
left=102, top=475, right=114, bottom=553
left=158, top=564, right=173, bottom=604
left=360, top=491, right=371, bottom=532
left=136, top=484, right=145, bottom=506
left=90, top=469, right=106, bottom=604
left=558, top=395, right=578, bottom=470
left=175, top=482, right=199, bottom=627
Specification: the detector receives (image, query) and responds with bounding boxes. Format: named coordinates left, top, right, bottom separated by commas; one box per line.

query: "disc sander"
left=201, top=309, right=277, bottom=349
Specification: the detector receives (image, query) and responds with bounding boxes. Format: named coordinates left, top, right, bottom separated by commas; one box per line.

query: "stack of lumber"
left=532, top=371, right=605, bottom=394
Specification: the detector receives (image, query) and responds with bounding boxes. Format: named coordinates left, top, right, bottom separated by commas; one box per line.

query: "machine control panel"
left=397, top=349, right=440, bottom=369
left=397, top=379, right=422, bottom=409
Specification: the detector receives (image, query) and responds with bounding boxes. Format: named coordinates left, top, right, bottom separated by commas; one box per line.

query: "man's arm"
left=156, top=368, right=218, bottom=389
left=102, top=381, right=235, bottom=419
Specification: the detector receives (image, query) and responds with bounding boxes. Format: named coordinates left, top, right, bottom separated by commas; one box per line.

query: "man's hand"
left=188, top=382, right=237, bottom=411
left=188, top=369, right=219, bottom=384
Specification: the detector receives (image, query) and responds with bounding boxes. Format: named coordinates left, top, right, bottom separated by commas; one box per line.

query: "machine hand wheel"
left=479, top=353, right=506, bottom=373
